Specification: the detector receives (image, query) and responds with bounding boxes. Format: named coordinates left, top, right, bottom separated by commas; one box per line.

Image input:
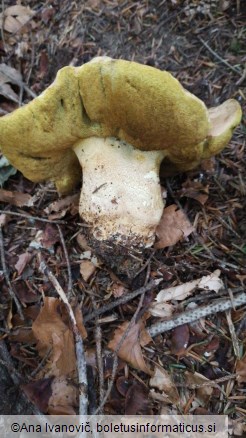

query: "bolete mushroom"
left=0, top=57, right=242, bottom=252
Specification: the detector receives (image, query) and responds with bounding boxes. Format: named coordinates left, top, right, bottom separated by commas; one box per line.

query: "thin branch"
left=148, top=292, right=246, bottom=338
left=91, top=296, right=104, bottom=413
left=84, top=279, right=160, bottom=323
left=0, top=226, right=24, bottom=319
left=0, top=209, right=68, bottom=224
left=56, top=224, right=73, bottom=298
left=198, top=36, right=242, bottom=76
left=38, top=257, right=88, bottom=416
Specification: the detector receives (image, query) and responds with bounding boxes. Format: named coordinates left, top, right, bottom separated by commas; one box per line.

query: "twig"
left=148, top=292, right=246, bottom=338
left=84, top=279, right=160, bottom=323
left=198, top=37, right=242, bottom=76
left=94, top=291, right=146, bottom=414
left=56, top=224, right=73, bottom=298
left=177, top=373, right=237, bottom=389
left=38, top=256, right=88, bottom=416
left=0, top=209, right=67, bottom=224
left=226, top=310, right=241, bottom=359
left=91, top=296, right=104, bottom=413
left=0, top=226, right=24, bottom=319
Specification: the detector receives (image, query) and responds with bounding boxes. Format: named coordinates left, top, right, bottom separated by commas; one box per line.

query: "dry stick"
left=177, top=373, right=237, bottom=389
left=38, top=257, right=88, bottom=416
left=90, top=296, right=104, bottom=412
left=148, top=292, right=246, bottom=338
left=0, top=209, right=67, bottom=224
left=56, top=224, right=73, bottom=298
left=0, top=226, right=24, bottom=319
left=198, top=37, right=242, bottom=76
left=84, top=279, right=160, bottom=323
left=94, top=292, right=146, bottom=414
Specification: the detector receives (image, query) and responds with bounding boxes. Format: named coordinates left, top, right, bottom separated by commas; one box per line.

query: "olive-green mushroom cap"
left=0, top=57, right=242, bottom=193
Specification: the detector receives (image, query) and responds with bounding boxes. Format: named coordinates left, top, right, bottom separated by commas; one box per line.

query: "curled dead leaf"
left=32, top=297, right=76, bottom=377
left=0, top=5, right=35, bottom=34
left=155, top=204, right=194, bottom=249
left=108, top=320, right=152, bottom=375
left=14, top=252, right=32, bottom=276
left=80, top=259, right=96, bottom=282
left=185, top=371, right=214, bottom=406
left=149, top=365, right=179, bottom=405
left=0, top=188, right=35, bottom=207
left=156, top=269, right=223, bottom=302
left=170, top=324, right=190, bottom=356
left=48, top=376, right=78, bottom=415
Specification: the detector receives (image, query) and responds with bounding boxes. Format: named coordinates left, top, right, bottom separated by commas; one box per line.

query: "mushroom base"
left=73, top=137, right=166, bottom=249
left=83, top=230, right=149, bottom=280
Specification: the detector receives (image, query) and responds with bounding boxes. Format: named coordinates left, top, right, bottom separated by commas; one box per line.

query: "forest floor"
left=0, top=0, right=245, bottom=434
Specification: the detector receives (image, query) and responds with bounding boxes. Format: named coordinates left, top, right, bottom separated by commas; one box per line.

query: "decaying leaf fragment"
left=149, top=365, right=179, bottom=405
left=0, top=5, right=35, bottom=34
left=155, top=204, right=195, bottom=249
left=155, top=269, right=223, bottom=303
left=32, top=297, right=86, bottom=377
left=236, top=353, right=246, bottom=383
left=108, top=320, right=152, bottom=374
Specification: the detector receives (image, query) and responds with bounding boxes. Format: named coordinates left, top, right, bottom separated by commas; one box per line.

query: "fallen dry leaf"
left=185, top=371, right=213, bottom=406
left=155, top=269, right=223, bottom=302
left=108, top=320, right=152, bottom=374
left=0, top=213, right=8, bottom=227
left=80, top=259, right=96, bottom=282
left=32, top=297, right=76, bottom=377
left=44, top=193, right=79, bottom=217
left=148, top=301, right=174, bottom=318
left=0, top=83, right=19, bottom=103
left=155, top=204, right=194, bottom=249
left=125, top=382, right=150, bottom=415
left=76, top=233, right=91, bottom=251
left=48, top=377, right=78, bottom=415
left=41, top=223, right=59, bottom=249
left=149, top=365, right=179, bottom=404
left=179, top=180, right=209, bottom=205
left=0, top=5, right=35, bottom=34
left=170, top=324, right=190, bottom=356
left=41, top=7, right=55, bottom=24
left=0, top=64, right=23, bottom=102
left=0, top=188, right=36, bottom=207
left=14, top=252, right=32, bottom=276
left=0, top=63, right=22, bottom=84
left=236, top=353, right=246, bottom=383
left=22, top=377, right=54, bottom=413
left=110, top=282, right=129, bottom=298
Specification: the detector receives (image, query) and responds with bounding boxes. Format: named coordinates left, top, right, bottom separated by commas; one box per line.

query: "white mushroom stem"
left=73, top=137, right=167, bottom=248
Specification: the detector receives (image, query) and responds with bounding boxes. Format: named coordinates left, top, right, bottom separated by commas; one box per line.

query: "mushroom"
left=0, top=57, right=242, bottom=250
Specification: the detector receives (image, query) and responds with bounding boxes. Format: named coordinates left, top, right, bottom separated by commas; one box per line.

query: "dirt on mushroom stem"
left=82, top=231, right=150, bottom=281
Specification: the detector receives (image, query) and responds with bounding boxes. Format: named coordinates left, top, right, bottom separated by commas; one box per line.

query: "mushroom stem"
left=73, top=137, right=166, bottom=248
